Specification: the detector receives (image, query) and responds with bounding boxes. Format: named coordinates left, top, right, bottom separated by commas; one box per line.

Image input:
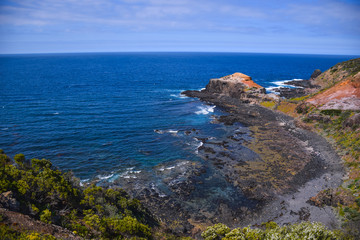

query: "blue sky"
left=0, top=0, right=359, bottom=55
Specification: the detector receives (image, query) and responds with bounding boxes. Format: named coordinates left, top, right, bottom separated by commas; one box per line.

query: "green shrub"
left=40, top=209, right=52, bottom=224
left=202, top=223, right=231, bottom=240
left=202, top=222, right=351, bottom=240
left=320, top=109, right=342, bottom=116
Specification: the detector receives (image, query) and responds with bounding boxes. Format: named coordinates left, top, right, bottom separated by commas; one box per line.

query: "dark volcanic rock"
left=274, top=87, right=306, bottom=99
left=113, top=159, right=256, bottom=237
left=284, top=79, right=316, bottom=89
left=277, top=70, right=322, bottom=98
left=310, top=69, right=322, bottom=80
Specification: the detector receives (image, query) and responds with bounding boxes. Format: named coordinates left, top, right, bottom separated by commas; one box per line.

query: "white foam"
left=155, top=129, right=178, bottom=135
left=119, top=168, right=140, bottom=179
left=266, top=87, right=280, bottom=93
left=53, top=112, right=59, bottom=115
left=266, top=78, right=303, bottom=93
left=97, top=173, right=114, bottom=180
left=80, top=178, right=90, bottom=186
left=170, top=93, right=187, bottom=99
left=164, top=89, right=185, bottom=92
left=273, top=80, right=288, bottom=86
left=1, top=128, right=9, bottom=130
left=194, top=139, right=204, bottom=154
left=168, top=130, right=178, bottom=135
left=195, top=105, right=216, bottom=115
left=176, top=161, right=187, bottom=167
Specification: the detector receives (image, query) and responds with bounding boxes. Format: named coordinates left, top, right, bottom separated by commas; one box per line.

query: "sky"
left=0, top=0, right=359, bottom=55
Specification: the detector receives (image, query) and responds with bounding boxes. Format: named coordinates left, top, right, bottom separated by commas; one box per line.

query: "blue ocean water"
left=0, top=52, right=356, bottom=180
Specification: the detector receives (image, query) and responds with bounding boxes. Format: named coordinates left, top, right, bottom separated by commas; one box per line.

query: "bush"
left=202, top=223, right=231, bottom=240
left=40, top=209, right=52, bottom=224
left=202, top=222, right=351, bottom=240
left=320, top=109, right=342, bottom=116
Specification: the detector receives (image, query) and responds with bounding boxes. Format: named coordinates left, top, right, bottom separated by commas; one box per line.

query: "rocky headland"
left=113, top=65, right=358, bottom=237
left=181, top=72, right=344, bottom=225
left=1, top=59, right=359, bottom=239
left=178, top=58, right=359, bottom=236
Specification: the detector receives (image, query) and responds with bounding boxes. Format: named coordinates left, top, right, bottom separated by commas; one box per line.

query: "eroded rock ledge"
left=183, top=72, right=276, bottom=104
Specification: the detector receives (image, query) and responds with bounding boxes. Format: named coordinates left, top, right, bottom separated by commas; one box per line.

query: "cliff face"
left=205, top=72, right=266, bottom=99
left=307, top=72, right=360, bottom=110
left=306, top=58, right=360, bottom=110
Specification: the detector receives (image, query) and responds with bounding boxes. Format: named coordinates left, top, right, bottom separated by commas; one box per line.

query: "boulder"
left=0, top=191, right=20, bottom=211
left=343, top=113, right=360, bottom=128
left=310, top=69, right=322, bottom=80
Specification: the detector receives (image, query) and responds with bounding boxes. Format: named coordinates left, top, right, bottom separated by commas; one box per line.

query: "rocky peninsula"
left=110, top=67, right=356, bottom=237
left=1, top=59, right=358, bottom=239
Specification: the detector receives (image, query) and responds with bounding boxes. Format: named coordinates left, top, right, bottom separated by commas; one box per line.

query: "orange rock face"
left=306, top=72, right=360, bottom=110
left=220, top=72, right=263, bottom=89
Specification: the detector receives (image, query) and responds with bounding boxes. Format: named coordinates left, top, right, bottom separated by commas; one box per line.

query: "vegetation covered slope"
left=0, top=150, right=157, bottom=239
left=311, top=58, right=360, bottom=89
left=259, top=58, right=360, bottom=237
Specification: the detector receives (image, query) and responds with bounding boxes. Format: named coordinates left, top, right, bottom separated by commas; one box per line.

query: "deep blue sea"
left=0, top=52, right=356, bottom=181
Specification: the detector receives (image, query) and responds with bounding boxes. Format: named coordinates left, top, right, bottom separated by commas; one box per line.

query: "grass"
left=259, top=101, right=276, bottom=108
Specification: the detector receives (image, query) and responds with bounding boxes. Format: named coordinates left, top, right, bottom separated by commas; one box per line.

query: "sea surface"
left=0, top=52, right=356, bottom=181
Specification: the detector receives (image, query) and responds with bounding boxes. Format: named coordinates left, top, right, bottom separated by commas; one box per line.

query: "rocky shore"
left=111, top=72, right=344, bottom=237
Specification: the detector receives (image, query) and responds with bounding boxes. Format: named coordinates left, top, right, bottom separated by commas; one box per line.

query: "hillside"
left=311, top=58, right=360, bottom=89
left=259, top=58, right=360, bottom=237
left=307, top=70, right=360, bottom=110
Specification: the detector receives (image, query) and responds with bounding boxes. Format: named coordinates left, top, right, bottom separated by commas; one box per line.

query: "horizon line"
left=1, top=50, right=359, bottom=57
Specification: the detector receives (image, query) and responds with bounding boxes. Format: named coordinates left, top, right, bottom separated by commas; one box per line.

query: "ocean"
left=0, top=52, right=356, bottom=181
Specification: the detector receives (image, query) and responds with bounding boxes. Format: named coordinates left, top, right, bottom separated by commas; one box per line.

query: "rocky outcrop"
left=310, top=69, right=322, bottom=81
left=343, top=113, right=360, bottom=128
left=308, top=188, right=355, bottom=207
left=0, top=191, right=20, bottom=211
left=183, top=72, right=271, bottom=104
left=276, top=70, right=322, bottom=99
left=204, top=73, right=266, bottom=98
left=274, top=87, right=306, bottom=99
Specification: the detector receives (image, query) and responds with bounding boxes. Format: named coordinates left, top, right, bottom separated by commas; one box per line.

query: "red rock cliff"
left=205, top=72, right=265, bottom=99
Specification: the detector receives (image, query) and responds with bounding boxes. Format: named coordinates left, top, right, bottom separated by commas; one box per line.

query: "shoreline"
left=109, top=88, right=345, bottom=237
left=180, top=90, right=345, bottom=229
